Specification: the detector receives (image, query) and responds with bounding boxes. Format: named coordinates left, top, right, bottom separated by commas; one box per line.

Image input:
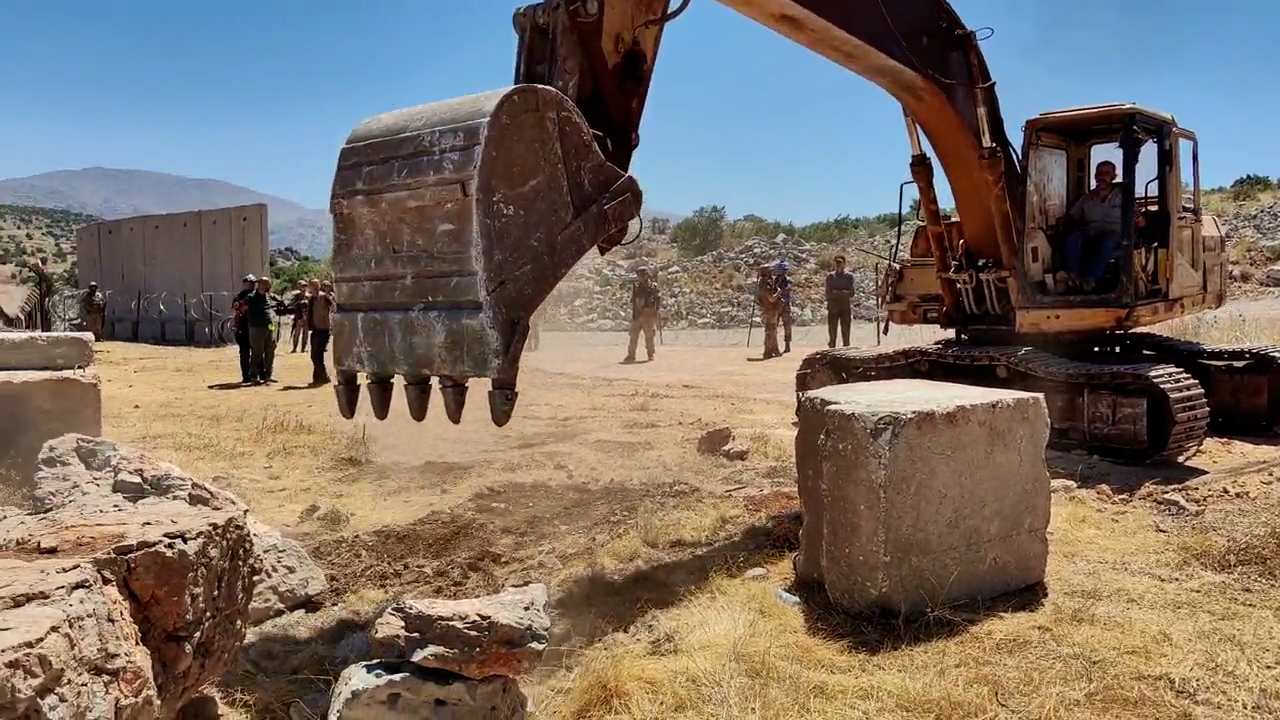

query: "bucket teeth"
left=404, top=376, right=433, bottom=422
left=488, top=386, right=519, bottom=428
left=335, top=372, right=361, bottom=420
left=439, top=377, right=468, bottom=425
left=367, top=375, right=395, bottom=421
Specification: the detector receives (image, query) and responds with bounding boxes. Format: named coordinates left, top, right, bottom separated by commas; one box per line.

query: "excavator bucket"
left=329, top=85, right=643, bottom=426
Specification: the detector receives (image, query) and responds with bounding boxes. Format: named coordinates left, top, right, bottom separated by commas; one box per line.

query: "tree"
left=647, top=217, right=672, bottom=235
left=672, top=205, right=728, bottom=257
left=1228, top=173, right=1275, bottom=202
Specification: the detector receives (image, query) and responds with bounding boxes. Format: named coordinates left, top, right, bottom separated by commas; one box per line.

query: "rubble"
left=795, top=379, right=1051, bottom=616
left=540, top=230, right=902, bottom=331
left=330, top=584, right=550, bottom=719
left=327, top=661, right=526, bottom=720
left=370, top=584, right=551, bottom=679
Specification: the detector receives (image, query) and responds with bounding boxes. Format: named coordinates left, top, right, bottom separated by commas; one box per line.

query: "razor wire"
left=41, top=288, right=298, bottom=345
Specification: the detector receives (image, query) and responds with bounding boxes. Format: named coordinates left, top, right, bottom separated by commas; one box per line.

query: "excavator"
left=326, top=0, right=1280, bottom=465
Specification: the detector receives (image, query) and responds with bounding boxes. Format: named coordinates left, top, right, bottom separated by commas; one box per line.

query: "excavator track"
left=1120, top=332, right=1280, bottom=433
left=796, top=341, right=1210, bottom=464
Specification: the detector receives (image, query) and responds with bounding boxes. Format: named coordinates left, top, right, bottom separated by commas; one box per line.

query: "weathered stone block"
left=327, top=661, right=526, bottom=720
left=0, top=371, right=102, bottom=481
left=795, top=379, right=1051, bottom=616
left=0, top=331, right=94, bottom=371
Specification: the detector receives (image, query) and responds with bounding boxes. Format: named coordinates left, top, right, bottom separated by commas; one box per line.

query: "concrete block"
left=0, top=332, right=95, bottom=371
left=138, top=320, right=163, bottom=343
left=795, top=379, right=1050, bottom=616
left=163, top=320, right=189, bottom=343
left=112, top=320, right=135, bottom=341
left=0, top=370, right=102, bottom=481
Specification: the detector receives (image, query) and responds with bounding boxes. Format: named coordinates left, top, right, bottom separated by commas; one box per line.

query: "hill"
left=0, top=204, right=98, bottom=313
left=0, top=167, right=684, bottom=259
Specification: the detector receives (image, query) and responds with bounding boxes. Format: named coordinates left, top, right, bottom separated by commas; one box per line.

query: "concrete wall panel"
left=200, top=209, right=234, bottom=317
left=75, top=225, right=102, bottom=292
left=85, top=203, right=269, bottom=345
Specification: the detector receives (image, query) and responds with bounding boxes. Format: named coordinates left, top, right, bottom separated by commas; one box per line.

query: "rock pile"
left=537, top=199, right=1280, bottom=332
left=542, top=229, right=909, bottom=331
left=0, top=434, right=330, bottom=717
left=327, top=584, right=551, bottom=719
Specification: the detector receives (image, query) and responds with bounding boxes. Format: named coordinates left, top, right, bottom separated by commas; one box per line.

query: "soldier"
left=81, top=282, right=106, bottom=341
left=527, top=306, right=543, bottom=352
left=288, top=279, right=312, bottom=353
left=773, top=261, right=793, bottom=354
left=825, top=254, right=855, bottom=348
left=231, top=275, right=256, bottom=383
left=624, top=266, right=661, bottom=363
left=308, top=280, right=336, bottom=385
left=756, top=265, right=783, bottom=359
left=245, top=277, right=288, bottom=385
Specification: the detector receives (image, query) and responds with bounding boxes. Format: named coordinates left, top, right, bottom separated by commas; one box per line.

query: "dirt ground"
left=90, top=312, right=1280, bottom=719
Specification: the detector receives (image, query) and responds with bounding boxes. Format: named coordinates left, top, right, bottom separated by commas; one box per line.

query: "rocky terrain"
left=543, top=196, right=1280, bottom=331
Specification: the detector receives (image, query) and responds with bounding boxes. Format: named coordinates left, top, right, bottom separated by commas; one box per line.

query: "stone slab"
left=0, top=332, right=94, bottom=371
left=0, top=371, right=102, bottom=482
left=795, top=379, right=1051, bottom=616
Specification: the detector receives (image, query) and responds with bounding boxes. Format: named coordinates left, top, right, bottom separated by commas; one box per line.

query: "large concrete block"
left=795, top=379, right=1051, bottom=616
left=0, top=370, right=102, bottom=480
left=0, top=332, right=95, bottom=371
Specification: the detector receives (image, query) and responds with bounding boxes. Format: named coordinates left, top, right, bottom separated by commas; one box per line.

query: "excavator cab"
left=1016, top=104, right=1225, bottom=318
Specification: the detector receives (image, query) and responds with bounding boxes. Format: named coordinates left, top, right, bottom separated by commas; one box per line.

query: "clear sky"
left=1, top=0, right=1274, bottom=222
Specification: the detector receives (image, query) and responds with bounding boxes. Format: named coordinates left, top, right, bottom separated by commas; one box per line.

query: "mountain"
left=0, top=167, right=683, bottom=259
left=0, top=167, right=333, bottom=257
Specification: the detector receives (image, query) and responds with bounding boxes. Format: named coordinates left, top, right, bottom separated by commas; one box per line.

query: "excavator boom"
left=329, top=0, right=1023, bottom=425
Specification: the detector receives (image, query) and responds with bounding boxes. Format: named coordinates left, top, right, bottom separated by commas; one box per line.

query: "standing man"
left=773, top=261, right=793, bottom=354
left=245, top=276, right=286, bottom=385
left=81, top=282, right=106, bottom=341
left=624, top=266, right=661, bottom=363
left=289, top=280, right=312, bottom=353
left=756, top=265, right=783, bottom=359
left=231, top=275, right=256, bottom=384
left=825, top=254, right=854, bottom=348
left=308, top=280, right=335, bottom=386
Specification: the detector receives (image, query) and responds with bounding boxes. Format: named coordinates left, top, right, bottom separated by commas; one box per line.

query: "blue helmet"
left=773, top=261, right=788, bottom=274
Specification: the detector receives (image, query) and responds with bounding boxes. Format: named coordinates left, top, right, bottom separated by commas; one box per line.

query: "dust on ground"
left=92, top=314, right=1280, bottom=719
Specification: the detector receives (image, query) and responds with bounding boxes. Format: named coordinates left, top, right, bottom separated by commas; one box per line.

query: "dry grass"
left=1177, top=500, right=1280, bottom=583
left=87, top=335, right=1280, bottom=719
left=533, top=500, right=1280, bottom=720
left=1156, top=310, right=1280, bottom=346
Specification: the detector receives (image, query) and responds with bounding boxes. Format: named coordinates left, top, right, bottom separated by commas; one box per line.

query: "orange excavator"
left=328, top=0, right=1278, bottom=464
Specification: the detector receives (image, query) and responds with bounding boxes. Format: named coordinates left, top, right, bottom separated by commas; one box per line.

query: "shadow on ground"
left=794, top=579, right=1048, bottom=654
left=547, top=507, right=802, bottom=663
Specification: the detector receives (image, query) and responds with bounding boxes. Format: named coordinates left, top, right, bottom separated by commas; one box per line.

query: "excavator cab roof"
left=1026, top=103, right=1182, bottom=136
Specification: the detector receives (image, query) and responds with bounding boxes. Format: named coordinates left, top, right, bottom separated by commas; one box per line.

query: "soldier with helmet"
left=80, top=281, right=106, bottom=341
left=624, top=265, right=661, bottom=363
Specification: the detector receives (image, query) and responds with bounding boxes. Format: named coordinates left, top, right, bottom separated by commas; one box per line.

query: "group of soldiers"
left=230, top=275, right=335, bottom=386
left=620, top=255, right=858, bottom=362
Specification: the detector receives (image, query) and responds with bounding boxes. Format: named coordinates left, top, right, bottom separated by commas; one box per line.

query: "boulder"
left=32, top=434, right=328, bottom=624
left=371, top=584, right=550, bottom=679
left=0, top=489, right=256, bottom=717
left=696, top=427, right=733, bottom=455
left=0, top=332, right=95, bottom=371
left=794, top=380, right=1051, bottom=616
left=327, top=661, right=526, bottom=719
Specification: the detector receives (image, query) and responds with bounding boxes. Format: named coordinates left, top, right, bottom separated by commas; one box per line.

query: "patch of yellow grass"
left=1177, top=501, right=1280, bottom=583
left=1157, top=311, right=1280, bottom=346
left=532, top=500, right=1280, bottom=719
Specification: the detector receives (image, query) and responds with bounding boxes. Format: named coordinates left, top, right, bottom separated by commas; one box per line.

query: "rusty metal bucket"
left=329, top=84, right=642, bottom=426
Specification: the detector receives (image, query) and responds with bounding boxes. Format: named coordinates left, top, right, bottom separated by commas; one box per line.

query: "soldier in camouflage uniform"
left=624, top=266, right=661, bottom=363
left=756, top=265, right=783, bottom=359
left=81, top=282, right=107, bottom=341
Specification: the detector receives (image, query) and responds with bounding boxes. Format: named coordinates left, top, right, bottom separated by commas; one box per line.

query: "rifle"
left=658, top=313, right=665, bottom=345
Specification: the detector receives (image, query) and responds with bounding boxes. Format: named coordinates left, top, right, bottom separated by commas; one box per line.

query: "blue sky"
left=1, top=0, right=1273, bottom=222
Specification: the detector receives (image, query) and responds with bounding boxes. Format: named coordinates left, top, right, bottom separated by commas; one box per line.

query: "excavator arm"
left=328, top=0, right=1024, bottom=426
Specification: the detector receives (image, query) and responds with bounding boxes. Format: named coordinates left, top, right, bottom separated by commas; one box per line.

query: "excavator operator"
left=1059, top=160, right=1145, bottom=294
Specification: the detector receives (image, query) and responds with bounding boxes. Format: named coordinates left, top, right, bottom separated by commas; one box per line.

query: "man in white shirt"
left=1062, top=160, right=1145, bottom=293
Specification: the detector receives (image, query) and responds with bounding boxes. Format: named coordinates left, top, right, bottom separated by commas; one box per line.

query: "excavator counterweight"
left=329, top=85, right=642, bottom=425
